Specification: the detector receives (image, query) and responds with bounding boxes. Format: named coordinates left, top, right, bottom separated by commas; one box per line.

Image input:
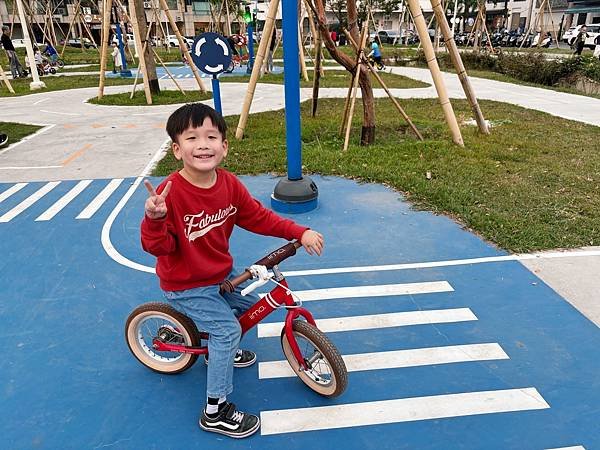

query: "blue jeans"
left=164, top=271, right=258, bottom=399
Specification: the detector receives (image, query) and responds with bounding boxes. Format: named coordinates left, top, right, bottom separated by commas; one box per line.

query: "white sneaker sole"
left=204, top=353, right=257, bottom=368
left=199, top=417, right=260, bottom=438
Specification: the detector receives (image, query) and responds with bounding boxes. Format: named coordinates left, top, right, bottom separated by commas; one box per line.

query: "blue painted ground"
left=0, top=175, right=598, bottom=449
left=105, top=63, right=284, bottom=80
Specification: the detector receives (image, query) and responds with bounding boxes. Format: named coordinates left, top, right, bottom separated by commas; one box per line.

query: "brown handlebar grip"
left=219, top=241, right=301, bottom=293
left=253, top=241, right=299, bottom=269
left=219, top=270, right=252, bottom=294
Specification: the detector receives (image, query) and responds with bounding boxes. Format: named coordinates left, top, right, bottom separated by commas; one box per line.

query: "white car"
left=112, top=33, right=135, bottom=45
left=166, top=35, right=193, bottom=48
left=562, top=24, right=600, bottom=49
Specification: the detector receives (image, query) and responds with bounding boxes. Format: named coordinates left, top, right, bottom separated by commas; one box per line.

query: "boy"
left=140, top=103, right=324, bottom=439
left=368, top=38, right=385, bottom=70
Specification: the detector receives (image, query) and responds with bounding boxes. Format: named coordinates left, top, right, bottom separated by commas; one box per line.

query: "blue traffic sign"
left=191, top=32, right=233, bottom=75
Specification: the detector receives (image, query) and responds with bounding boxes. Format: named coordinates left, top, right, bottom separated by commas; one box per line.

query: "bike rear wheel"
left=281, top=320, right=348, bottom=397
left=125, top=302, right=200, bottom=374
left=56, top=58, right=65, bottom=68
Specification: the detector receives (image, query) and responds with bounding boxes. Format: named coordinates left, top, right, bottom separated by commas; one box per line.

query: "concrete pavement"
left=0, top=68, right=599, bottom=326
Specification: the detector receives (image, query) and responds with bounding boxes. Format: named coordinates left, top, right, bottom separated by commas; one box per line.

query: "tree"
left=312, top=0, right=376, bottom=145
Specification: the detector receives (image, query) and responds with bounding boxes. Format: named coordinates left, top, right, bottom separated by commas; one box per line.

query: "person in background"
left=573, top=25, right=588, bottom=56
left=1, top=25, right=25, bottom=78
left=266, top=28, right=277, bottom=74
left=594, top=33, right=600, bottom=60
left=44, top=41, right=58, bottom=62
left=111, top=42, right=122, bottom=73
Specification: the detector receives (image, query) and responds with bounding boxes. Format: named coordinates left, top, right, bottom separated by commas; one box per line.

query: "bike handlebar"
left=219, top=241, right=302, bottom=294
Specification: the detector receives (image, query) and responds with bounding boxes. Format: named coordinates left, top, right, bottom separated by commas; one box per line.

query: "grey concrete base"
left=521, top=248, right=600, bottom=327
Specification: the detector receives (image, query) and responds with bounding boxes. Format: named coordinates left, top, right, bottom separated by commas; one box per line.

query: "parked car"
left=8, top=38, right=45, bottom=49
left=61, top=37, right=96, bottom=49
left=112, top=33, right=135, bottom=45
left=562, top=24, right=600, bottom=48
left=166, top=35, right=193, bottom=48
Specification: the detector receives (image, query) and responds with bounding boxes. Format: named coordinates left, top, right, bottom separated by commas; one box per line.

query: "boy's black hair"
left=166, top=103, right=227, bottom=143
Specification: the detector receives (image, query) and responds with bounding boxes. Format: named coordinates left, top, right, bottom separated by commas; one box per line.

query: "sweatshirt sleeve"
left=234, top=178, right=308, bottom=241
left=140, top=215, right=178, bottom=256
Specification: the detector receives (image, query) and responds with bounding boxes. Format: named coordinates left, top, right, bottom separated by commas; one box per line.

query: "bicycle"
left=367, top=55, right=386, bottom=71
left=125, top=240, right=348, bottom=398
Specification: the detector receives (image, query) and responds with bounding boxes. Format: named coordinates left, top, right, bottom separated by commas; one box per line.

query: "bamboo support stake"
left=235, top=0, right=280, bottom=140
left=406, top=0, right=463, bottom=146
left=311, top=28, right=322, bottom=117
left=61, top=0, right=81, bottom=57
left=129, top=0, right=153, bottom=104
left=98, top=0, right=113, bottom=99
left=158, top=0, right=206, bottom=93
left=343, top=23, right=369, bottom=152
left=152, top=47, right=186, bottom=95
left=343, top=29, right=423, bottom=141
left=0, top=64, right=15, bottom=93
left=298, top=22, right=309, bottom=81
left=430, top=0, right=489, bottom=134
left=546, top=0, right=560, bottom=48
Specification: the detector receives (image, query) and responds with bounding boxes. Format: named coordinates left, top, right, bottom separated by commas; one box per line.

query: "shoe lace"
left=231, top=410, right=245, bottom=423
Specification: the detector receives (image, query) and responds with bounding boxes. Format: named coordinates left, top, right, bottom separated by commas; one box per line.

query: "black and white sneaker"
left=199, top=402, right=260, bottom=438
left=0, top=134, right=8, bottom=147
left=205, top=349, right=256, bottom=368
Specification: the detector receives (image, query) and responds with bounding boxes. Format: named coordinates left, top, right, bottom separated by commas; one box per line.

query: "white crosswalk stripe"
left=0, top=183, right=27, bottom=204
left=257, top=307, right=477, bottom=337
left=259, top=343, right=509, bottom=379
left=0, top=179, right=123, bottom=222
left=0, top=181, right=60, bottom=222
left=76, top=179, right=123, bottom=219
left=260, top=388, right=550, bottom=435
left=35, top=180, right=92, bottom=221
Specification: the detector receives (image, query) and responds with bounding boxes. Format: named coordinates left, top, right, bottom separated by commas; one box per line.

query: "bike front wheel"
left=56, top=58, right=65, bottom=68
left=125, top=302, right=200, bottom=374
left=281, top=320, right=348, bottom=397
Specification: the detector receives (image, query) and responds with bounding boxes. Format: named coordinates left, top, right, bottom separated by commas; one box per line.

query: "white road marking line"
left=35, top=180, right=92, bottom=221
left=33, top=97, right=50, bottom=105
left=281, top=249, right=600, bottom=278
left=546, top=447, right=586, bottom=450
left=0, top=183, right=28, bottom=204
left=77, top=179, right=123, bottom=219
left=39, top=109, right=80, bottom=116
left=260, top=387, right=550, bottom=435
left=257, top=307, right=477, bottom=338
left=0, top=181, right=60, bottom=223
left=258, top=343, right=508, bottom=379
left=0, top=165, right=62, bottom=170
left=259, top=281, right=453, bottom=303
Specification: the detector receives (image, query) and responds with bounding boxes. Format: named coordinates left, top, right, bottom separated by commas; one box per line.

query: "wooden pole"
left=343, top=29, right=423, bottom=141
left=61, top=0, right=81, bottom=57
left=538, top=0, right=545, bottom=47
left=298, top=20, right=309, bottom=81
left=235, top=0, right=280, bottom=139
left=0, top=64, right=15, bottom=93
left=129, top=0, right=153, bottom=104
left=311, top=26, right=322, bottom=117
left=98, top=0, right=113, bottom=99
left=546, top=0, right=560, bottom=48
left=224, top=0, right=232, bottom=36
left=430, top=0, right=489, bottom=134
left=343, top=22, right=369, bottom=152
left=158, top=0, right=206, bottom=92
left=406, top=0, right=463, bottom=146
left=152, top=47, right=186, bottom=94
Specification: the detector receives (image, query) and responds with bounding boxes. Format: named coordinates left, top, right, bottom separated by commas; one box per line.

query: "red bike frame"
left=152, top=242, right=317, bottom=370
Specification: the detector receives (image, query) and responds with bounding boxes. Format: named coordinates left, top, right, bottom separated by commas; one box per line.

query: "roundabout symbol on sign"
left=191, top=32, right=233, bottom=75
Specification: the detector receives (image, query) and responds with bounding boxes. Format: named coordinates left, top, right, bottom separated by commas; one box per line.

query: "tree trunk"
left=312, top=0, right=375, bottom=145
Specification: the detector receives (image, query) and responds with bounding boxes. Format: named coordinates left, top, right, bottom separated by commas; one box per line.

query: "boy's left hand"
left=300, top=230, right=324, bottom=256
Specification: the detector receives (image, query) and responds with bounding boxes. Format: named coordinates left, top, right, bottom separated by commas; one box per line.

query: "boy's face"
left=172, top=117, right=228, bottom=176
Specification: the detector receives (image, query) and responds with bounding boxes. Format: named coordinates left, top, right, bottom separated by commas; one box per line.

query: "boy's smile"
left=173, top=117, right=228, bottom=187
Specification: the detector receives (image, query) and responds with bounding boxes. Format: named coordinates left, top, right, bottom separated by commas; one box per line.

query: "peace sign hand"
left=144, top=179, right=172, bottom=220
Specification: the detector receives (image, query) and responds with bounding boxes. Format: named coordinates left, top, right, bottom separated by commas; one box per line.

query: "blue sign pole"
left=211, top=75, right=222, bottom=114
left=115, top=25, right=132, bottom=77
left=246, top=24, right=254, bottom=74
left=270, top=0, right=318, bottom=213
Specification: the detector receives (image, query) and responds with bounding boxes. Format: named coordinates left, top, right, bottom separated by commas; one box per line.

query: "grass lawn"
left=89, top=88, right=212, bottom=106
left=0, top=75, right=135, bottom=97
left=221, top=70, right=429, bottom=89
left=0, top=122, right=43, bottom=147
left=154, top=97, right=600, bottom=253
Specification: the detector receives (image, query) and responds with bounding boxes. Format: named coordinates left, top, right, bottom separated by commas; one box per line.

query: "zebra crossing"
left=253, top=278, right=556, bottom=439
left=0, top=179, right=125, bottom=223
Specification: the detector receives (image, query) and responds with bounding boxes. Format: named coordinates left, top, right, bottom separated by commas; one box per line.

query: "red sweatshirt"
left=141, top=169, right=308, bottom=291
